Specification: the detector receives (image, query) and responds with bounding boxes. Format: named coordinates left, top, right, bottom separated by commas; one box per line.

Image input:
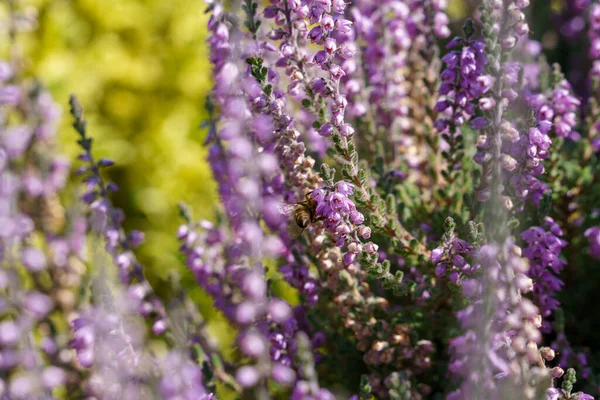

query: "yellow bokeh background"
left=20, top=0, right=217, bottom=287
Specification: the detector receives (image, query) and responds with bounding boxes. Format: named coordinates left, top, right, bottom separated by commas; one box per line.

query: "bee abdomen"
left=294, top=208, right=311, bottom=229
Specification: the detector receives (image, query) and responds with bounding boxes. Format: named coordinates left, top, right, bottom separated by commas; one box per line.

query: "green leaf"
left=320, top=163, right=332, bottom=180
left=386, top=194, right=396, bottom=215
left=351, top=151, right=358, bottom=167
left=357, top=169, right=367, bottom=186
left=507, top=218, right=520, bottom=229
left=341, top=164, right=353, bottom=180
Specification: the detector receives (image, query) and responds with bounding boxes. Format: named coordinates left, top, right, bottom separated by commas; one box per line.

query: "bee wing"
left=287, top=222, right=304, bottom=239
left=276, top=202, right=305, bottom=238
left=277, top=202, right=296, bottom=216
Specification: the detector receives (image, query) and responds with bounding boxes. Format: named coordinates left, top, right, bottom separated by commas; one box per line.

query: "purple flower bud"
left=98, top=158, right=115, bottom=167
left=272, top=363, right=296, bottom=386
left=340, top=123, right=354, bottom=137
left=240, top=331, right=267, bottom=357
left=332, top=0, right=347, bottom=13
left=236, top=301, right=258, bottom=325
left=42, top=367, right=65, bottom=390
left=307, top=26, right=324, bottom=43
left=21, top=247, right=47, bottom=272
left=502, top=35, right=517, bottom=49
left=0, top=62, right=14, bottom=81
left=264, top=6, right=279, bottom=18
left=152, top=319, right=167, bottom=334
left=343, top=252, right=356, bottom=266
left=329, top=64, right=345, bottom=80
left=24, top=292, right=53, bottom=319
left=268, top=299, right=292, bottom=323
left=430, top=247, right=444, bottom=264
left=476, top=75, right=495, bottom=93
left=462, top=279, right=479, bottom=298
left=236, top=366, right=260, bottom=388
left=41, top=337, right=57, bottom=355
left=333, top=181, right=350, bottom=196
left=267, top=29, right=286, bottom=40
left=478, top=97, right=495, bottom=111
left=339, top=43, right=357, bottom=59
left=364, top=242, right=378, bottom=254
left=448, top=270, right=460, bottom=284
left=471, top=117, right=489, bottom=130
left=0, top=85, right=21, bottom=106
left=324, top=38, right=337, bottom=55
left=551, top=366, right=564, bottom=379
left=318, top=123, right=334, bottom=137
left=446, top=37, right=463, bottom=49
left=358, top=225, right=371, bottom=239
left=502, top=88, right=518, bottom=101
left=321, top=14, right=334, bottom=31
left=335, top=18, right=353, bottom=34
left=350, top=210, right=364, bottom=225
left=128, top=230, right=145, bottom=247
left=434, top=100, right=450, bottom=112
left=435, top=264, right=447, bottom=276
left=313, top=50, right=328, bottom=65
left=0, top=321, right=20, bottom=346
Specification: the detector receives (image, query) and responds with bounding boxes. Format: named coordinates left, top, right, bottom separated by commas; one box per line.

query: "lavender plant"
left=2, top=0, right=600, bottom=398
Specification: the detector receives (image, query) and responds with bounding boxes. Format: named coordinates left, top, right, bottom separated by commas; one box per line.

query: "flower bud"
left=551, top=366, right=564, bottom=378
left=364, top=242, right=378, bottom=255
left=540, top=347, right=555, bottom=361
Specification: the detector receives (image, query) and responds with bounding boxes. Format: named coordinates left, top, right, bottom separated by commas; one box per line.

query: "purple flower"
left=430, top=225, right=474, bottom=284
left=310, top=182, right=363, bottom=241
left=550, top=79, right=581, bottom=139
left=308, top=26, right=324, bottom=43
left=471, top=116, right=489, bottom=130
left=236, top=366, right=260, bottom=388
left=584, top=226, right=600, bottom=260
left=21, top=247, right=47, bottom=272
left=589, top=4, right=600, bottom=80
left=449, top=239, right=543, bottom=398
left=435, top=37, right=491, bottom=135
left=522, top=217, right=567, bottom=332
left=159, top=352, right=212, bottom=399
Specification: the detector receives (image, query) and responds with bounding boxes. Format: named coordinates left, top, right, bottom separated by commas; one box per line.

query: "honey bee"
left=278, top=190, right=320, bottom=237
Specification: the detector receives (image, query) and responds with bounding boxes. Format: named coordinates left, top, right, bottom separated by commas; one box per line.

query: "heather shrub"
left=1, top=0, right=600, bottom=399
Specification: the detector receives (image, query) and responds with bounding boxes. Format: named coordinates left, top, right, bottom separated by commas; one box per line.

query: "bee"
left=526, top=108, right=537, bottom=128
left=278, top=190, right=320, bottom=237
